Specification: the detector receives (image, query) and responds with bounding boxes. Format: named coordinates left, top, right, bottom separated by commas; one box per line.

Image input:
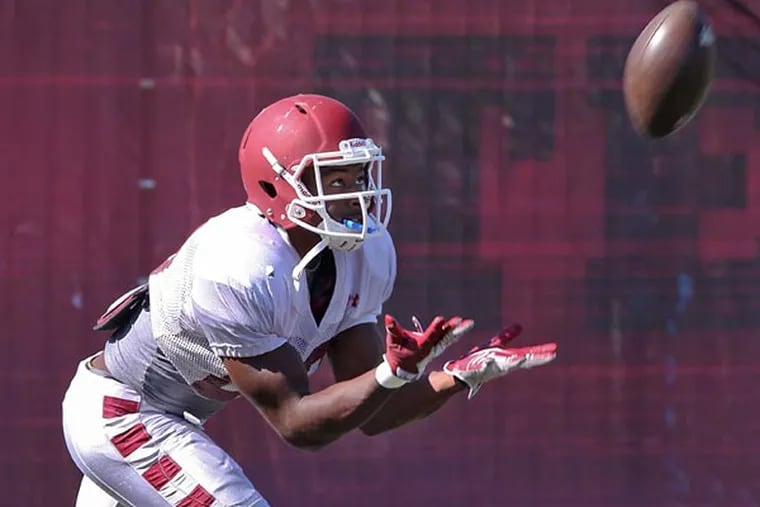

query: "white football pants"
left=62, top=354, right=269, bottom=507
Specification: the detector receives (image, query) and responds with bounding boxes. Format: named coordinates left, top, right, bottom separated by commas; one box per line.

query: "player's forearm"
left=282, top=369, right=396, bottom=450
left=359, top=370, right=465, bottom=436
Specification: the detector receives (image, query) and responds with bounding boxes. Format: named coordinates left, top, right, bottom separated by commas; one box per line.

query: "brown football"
left=622, top=0, right=717, bottom=138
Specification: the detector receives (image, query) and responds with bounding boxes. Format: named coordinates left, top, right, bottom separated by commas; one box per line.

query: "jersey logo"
left=348, top=293, right=360, bottom=308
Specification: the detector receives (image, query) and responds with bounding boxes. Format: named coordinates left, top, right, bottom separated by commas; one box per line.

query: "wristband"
left=374, top=357, right=408, bottom=389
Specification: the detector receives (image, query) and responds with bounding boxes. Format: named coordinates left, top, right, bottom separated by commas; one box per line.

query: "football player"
left=61, top=94, right=557, bottom=506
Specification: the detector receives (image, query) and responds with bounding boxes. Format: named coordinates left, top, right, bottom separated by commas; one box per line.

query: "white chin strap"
left=292, top=238, right=329, bottom=283
left=291, top=219, right=367, bottom=282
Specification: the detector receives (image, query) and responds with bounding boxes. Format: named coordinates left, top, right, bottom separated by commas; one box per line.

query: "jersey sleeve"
left=191, top=275, right=288, bottom=358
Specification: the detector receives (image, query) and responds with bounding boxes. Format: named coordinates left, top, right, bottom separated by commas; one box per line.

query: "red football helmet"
left=239, top=94, right=391, bottom=253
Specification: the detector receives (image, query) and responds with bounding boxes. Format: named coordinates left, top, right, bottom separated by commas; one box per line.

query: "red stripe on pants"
left=110, top=423, right=150, bottom=457
left=177, top=485, right=215, bottom=507
left=142, top=455, right=181, bottom=491
left=102, top=396, right=140, bottom=418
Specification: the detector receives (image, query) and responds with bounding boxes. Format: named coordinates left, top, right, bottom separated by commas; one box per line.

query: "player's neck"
left=287, top=227, right=323, bottom=259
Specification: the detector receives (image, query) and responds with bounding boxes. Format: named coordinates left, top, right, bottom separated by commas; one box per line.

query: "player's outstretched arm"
left=222, top=314, right=472, bottom=451
left=223, top=345, right=391, bottom=451
left=328, top=322, right=469, bottom=436
left=331, top=322, right=557, bottom=436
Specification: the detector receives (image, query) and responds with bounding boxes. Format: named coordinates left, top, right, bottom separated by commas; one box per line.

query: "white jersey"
left=104, top=204, right=396, bottom=421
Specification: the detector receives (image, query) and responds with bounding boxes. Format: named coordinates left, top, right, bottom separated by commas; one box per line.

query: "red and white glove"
left=375, top=314, right=475, bottom=389
left=443, top=324, right=557, bottom=399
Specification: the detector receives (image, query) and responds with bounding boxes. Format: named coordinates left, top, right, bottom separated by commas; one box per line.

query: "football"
left=622, top=0, right=717, bottom=138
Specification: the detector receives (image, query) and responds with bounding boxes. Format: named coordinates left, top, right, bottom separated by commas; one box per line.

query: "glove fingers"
left=532, top=342, right=558, bottom=353
left=423, top=315, right=447, bottom=337
left=411, top=315, right=424, bottom=333
left=433, top=317, right=475, bottom=356
left=527, top=343, right=558, bottom=365
left=447, top=317, right=475, bottom=338
left=512, top=343, right=558, bottom=368
left=444, top=316, right=463, bottom=330
left=491, top=324, right=523, bottom=347
left=384, top=314, right=402, bottom=337
left=421, top=316, right=475, bottom=362
left=501, top=343, right=557, bottom=355
left=522, top=352, right=557, bottom=368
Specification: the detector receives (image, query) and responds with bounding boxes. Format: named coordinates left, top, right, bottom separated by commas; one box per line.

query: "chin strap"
left=290, top=216, right=370, bottom=285
left=292, top=238, right=329, bottom=288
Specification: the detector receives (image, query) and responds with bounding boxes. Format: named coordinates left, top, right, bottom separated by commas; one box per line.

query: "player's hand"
left=375, top=314, right=474, bottom=389
left=443, top=324, right=557, bottom=399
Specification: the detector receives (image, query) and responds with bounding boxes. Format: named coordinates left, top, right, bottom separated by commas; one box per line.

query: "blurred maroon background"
left=3, top=1, right=760, bottom=505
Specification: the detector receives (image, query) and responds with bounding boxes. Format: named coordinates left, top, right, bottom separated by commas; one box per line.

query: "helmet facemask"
left=262, top=138, right=392, bottom=252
